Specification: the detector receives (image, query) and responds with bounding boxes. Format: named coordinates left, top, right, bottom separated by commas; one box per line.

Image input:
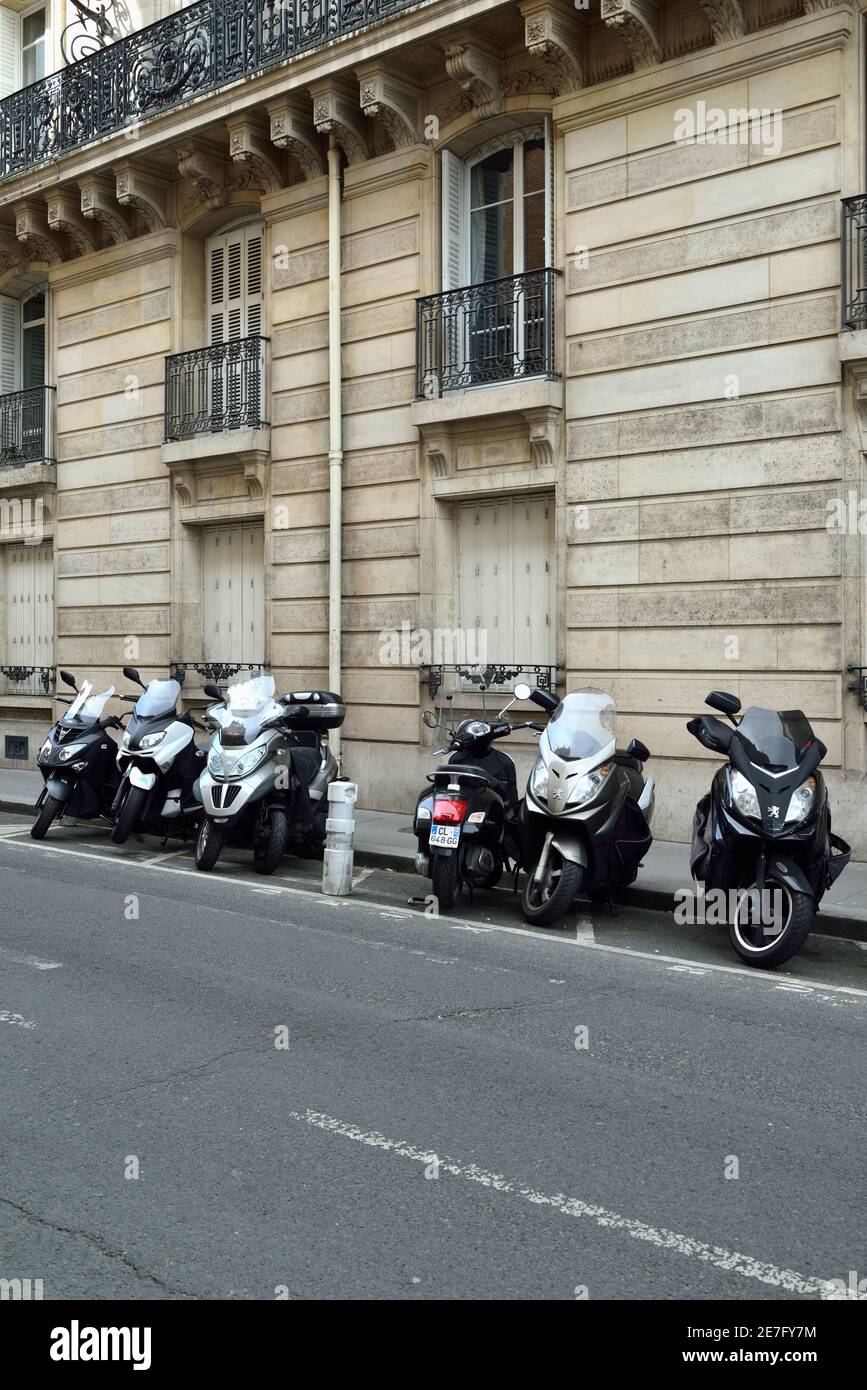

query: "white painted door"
left=457, top=495, right=553, bottom=668
left=4, top=542, right=54, bottom=693
left=201, top=523, right=264, bottom=665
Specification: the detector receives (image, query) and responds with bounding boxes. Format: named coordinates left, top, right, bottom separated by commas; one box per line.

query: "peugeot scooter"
left=687, top=691, right=850, bottom=967
left=520, top=684, right=655, bottom=927
left=110, top=667, right=206, bottom=844
left=31, top=671, right=127, bottom=839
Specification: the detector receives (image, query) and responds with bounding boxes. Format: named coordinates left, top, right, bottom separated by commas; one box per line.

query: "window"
left=0, top=4, right=46, bottom=97
left=456, top=495, right=554, bottom=668
left=21, top=6, right=46, bottom=86
left=0, top=290, right=47, bottom=391
left=201, top=522, right=264, bottom=665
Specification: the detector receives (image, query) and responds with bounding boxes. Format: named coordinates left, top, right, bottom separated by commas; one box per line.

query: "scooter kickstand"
left=606, top=887, right=618, bottom=917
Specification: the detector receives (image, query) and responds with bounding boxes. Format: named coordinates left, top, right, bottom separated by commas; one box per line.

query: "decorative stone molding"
left=442, top=37, right=504, bottom=120
left=177, top=141, right=228, bottom=211
left=78, top=174, right=132, bottom=244
left=114, top=162, right=169, bottom=232
left=520, top=0, right=585, bottom=94
left=420, top=426, right=454, bottom=479
left=522, top=406, right=561, bottom=470
left=802, top=0, right=852, bottom=9
left=266, top=97, right=326, bottom=181
left=226, top=115, right=284, bottom=194
left=171, top=465, right=197, bottom=508
left=697, top=0, right=745, bottom=40
left=14, top=201, right=65, bottom=264
left=0, top=231, right=26, bottom=277
left=356, top=62, right=422, bottom=148
left=240, top=449, right=268, bottom=500
left=310, top=79, right=369, bottom=165
left=46, top=190, right=98, bottom=256
left=600, top=0, right=662, bottom=69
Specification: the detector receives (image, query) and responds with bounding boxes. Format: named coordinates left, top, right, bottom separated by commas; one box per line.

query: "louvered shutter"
left=457, top=496, right=552, bottom=667
left=4, top=543, right=53, bottom=691
left=0, top=8, right=20, bottom=100
left=441, top=149, right=466, bottom=291
left=201, top=522, right=264, bottom=664
left=1, top=294, right=20, bottom=456
left=207, top=224, right=264, bottom=344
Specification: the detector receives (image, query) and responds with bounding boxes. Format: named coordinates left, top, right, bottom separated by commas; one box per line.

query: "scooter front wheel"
left=431, top=852, right=459, bottom=912
left=31, top=794, right=61, bottom=840
left=729, top=879, right=814, bottom=968
left=522, top=851, right=583, bottom=927
left=253, top=806, right=288, bottom=875
left=195, top=817, right=225, bottom=872
left=111, top=785, right=147, bottom=844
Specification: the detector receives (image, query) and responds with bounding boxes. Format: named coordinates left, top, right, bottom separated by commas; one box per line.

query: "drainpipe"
left=327, top=136, right=343, bottom=763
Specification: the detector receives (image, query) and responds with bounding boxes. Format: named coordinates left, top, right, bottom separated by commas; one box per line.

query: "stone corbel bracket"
left=14, top=200, right=65, bottom=264
left=356, top=62, right=423, bottom=148
left=520, top=0, right=585, bottom=94
left=266, top=96, right=326, bottom=181
left=177, top=141, right=228, bottom=211
left=171, top=464, right=197, bottom=508
left=600, top=0, right=662, bottom=69
left=239, top=448, right=268, bottom=500
left=420, top=425, right=454, bottom=480
left=697, top=0, right=744, bottom=41
left=47, top=190, right=99, bottom=256
left=227, top=114, right=284, bottom=194
left=114, top=162, right=169, bottom=232
left=522, top=405, right=561, bottom=470
left=79, top=174, right=132, bottom=244
left=443, top=37, right=504, bottom=120
left=311, top=80, right=369, bottom=165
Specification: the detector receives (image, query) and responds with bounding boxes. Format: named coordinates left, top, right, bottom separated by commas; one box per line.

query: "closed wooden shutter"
left=0, top=8, right=20, bottom=100
left=201, top=522, right=264, bottom=665
left=5, top=542, right=54, bottom=688
left=441, top=149, right=467, bottom=291
left=457, top=496, right=553, bottom=666
left=207, top=223, right=264, bottom=345
left=1, top=294, right=19, bottom=394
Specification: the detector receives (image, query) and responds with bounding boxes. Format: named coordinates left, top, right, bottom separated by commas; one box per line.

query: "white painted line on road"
left=0, top=946, right=61, bottom=971
left=289, top=1107, right=836, bottom=1298
left=140, top=848, right=190, bottom=866
left=775, top=984, right=813, bottom=994
left=0, top=1008, right=37, bottom=1030
left=352, top=868, right=374, bottom=888
left=3, top=835, right=867, bottom=1000
left=0, top=824, right=33, bottom=836
left=668, top=965, right=707, bottom=977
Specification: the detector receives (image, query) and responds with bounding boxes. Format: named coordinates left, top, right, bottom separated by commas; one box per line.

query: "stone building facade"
left=1, top=0, right=866, bottom=850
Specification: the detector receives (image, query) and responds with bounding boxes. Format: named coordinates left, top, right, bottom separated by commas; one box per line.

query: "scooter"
left=520, top=683, right=654, bottom=926
left=110, top=666, right=206, bottom=845
left=413, top=688, right=545, bottom=912
left=194, top=678, right=346, bottom=874
left=31, top=670, right=127, bottom=839
left=687, top=690, right=850, bottom=967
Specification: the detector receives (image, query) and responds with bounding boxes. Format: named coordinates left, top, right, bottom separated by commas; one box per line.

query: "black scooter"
left=32, top=670, right=127, bottom=839
left=413, top=689, right=544, bottom=912
left=688, top=690, right=850, bottom=967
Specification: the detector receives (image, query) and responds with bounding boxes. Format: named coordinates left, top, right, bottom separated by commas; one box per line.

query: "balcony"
left=841, top=196, right=867, bottom=331
left=165, top=336, right=269, bottom=442
left=415, top=268, right=560, bottom=400
left=0, top=385, right=56, bottom=494
left=0, top=0, right=424, bottom=182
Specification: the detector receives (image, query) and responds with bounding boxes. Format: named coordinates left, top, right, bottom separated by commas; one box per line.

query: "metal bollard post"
left=322, top=780, right=357, bottom=895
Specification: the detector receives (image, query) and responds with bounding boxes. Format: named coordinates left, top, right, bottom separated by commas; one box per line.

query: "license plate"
left=429, top=824, right=460, bottom=849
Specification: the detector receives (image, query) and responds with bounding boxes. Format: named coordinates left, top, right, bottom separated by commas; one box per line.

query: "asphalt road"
left=1, top=816, right=865, bottom=1301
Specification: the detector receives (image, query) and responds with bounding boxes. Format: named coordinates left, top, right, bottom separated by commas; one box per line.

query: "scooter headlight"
left=207, top=745, right=224, bottom=777
left=730, top=770, right=760, bottom=821
left=786, top=776, right=816, bottom=824
left=530, top=755, right=549, bottom=802
left=232, top=743, right=270, bottom=778
left=139, top=731, right=165, bottom=750
left=569, top=765, right=611, bottom=807
left=39, top=739, right=51, bottom=758
left=122, top=731, right=131, bottom=749
left=57, top=744, right=85, bottom=762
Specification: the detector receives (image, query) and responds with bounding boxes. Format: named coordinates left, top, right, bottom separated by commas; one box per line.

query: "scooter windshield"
left=62, top=682, right=115, bottom=726
left=135, top=679, right=181, bottom=718
left=545, top=690, right=616, bottom=760
left=735, top=707, right=816, bottom=771
left=214, top=675, right=282, bottom=742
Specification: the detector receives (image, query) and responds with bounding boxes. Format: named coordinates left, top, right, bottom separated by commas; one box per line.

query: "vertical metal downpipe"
left=328, top=137, right=343, bottom=763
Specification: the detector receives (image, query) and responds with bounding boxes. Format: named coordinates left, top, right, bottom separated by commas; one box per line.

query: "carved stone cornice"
left=46, top=190, right=98, bottom=256
left=0, top=231, right=26, bottom=277
left=442, top=36, right=504, bottom=120
left=114, top=162, right=169, bottom=232
left=78, top=174, right=132, bottom=245
left=226, top=115, right=284, bottom=194
left=600, top=0, right=662, bottom=69
left=266, top=96, right=326, bottom=181
left=520, top=0, right=585, bottom=94
left=356, top=62, right=422, bottom=148
left=177, top=141, right=227, bottom=211
left=697, top=0, right=745, bottom=40
left=14, top=201, right=65, bottom=264
left=802, top=0, right=852, bottom=9
left=310, top=80, right=369, bottom=165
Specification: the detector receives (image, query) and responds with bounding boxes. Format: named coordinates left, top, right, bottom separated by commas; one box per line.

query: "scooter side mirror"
left=513, top=682, right=532, bottom=702
left=203, top=683, right=222, bottom=701
left=687, top=715, right=734, bottom=755
left=60, top=670, right=77, bottom=690
left=123, top=666, right=144, bottom=688
left=422, top=711, right=439, bottom=729
left=626, top=738, right=650, bottom=763
left=705, top=690, right=741, bottom=717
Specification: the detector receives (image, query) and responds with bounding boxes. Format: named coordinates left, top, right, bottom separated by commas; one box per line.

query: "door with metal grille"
left=201, top=523, right=264, bottom=666
left=456, top=495, right=553, bottom=673
left=3, top=541, right=53, bottom=694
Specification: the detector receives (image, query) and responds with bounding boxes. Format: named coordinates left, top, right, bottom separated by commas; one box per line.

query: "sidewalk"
left=3, top=770, right=865, bottom=936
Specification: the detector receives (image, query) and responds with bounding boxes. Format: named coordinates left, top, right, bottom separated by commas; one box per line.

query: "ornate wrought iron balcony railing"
left=164, top=335, right=269, bottom=441
left=421, top=663, right=560, bottom=699
left=0, top=665, right=55, bottom=696
left=416, top=268, right=561, bottom=399
left=0, top=0, right=425, bottom=181
left=170, top=661, right=268, bottom=686
left=842, top=196, right=867, bottom=330
left=0, top=386, right=55, bottom=466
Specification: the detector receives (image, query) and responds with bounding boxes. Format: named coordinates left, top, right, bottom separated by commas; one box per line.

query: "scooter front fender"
left=550, top=832, right=589, bottom=868
left=129, top=767, right=157, bottom=791
left=45, top=775, right=75, bottom=803
left=764, top=853, right=813, bottom=900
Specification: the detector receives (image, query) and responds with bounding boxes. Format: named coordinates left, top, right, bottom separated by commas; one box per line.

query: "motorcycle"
left=519, top=683, right=654, bottom=927
left=413, top=689, right=545, bottom=912
left=110, top=667, right=207, bottom=845
left=687, top=690, right=850, bottom=967
left=31, top=670, right=127, bottom=840
left=194, top=678, right=346, bottom=875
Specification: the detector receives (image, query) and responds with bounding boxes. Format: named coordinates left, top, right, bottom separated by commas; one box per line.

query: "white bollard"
left=322, top=780, right=357, bottom=896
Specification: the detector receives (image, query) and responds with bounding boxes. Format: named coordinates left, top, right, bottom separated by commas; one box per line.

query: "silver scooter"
left=111, top=667, right=207, bottom=844
left=194, top=675, right=346, bottom=874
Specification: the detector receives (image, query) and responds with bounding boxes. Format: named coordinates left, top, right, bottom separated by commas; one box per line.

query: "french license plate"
left=429, top=824, right=460, bottom=849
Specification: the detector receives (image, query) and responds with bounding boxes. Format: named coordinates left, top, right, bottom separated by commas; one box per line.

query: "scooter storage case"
left=281, top=691, right=346, bottom=730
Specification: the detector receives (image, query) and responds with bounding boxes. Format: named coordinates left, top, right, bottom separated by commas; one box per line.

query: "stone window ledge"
left=411, top=377, right=562, bottom=430
left=0, top=462, right=56, bottom=494
left=162, top=428, right=270, bottom=507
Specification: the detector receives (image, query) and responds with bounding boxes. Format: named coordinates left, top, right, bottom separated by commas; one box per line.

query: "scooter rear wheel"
left=522, top=851, right=583, bottom=927
left=31, top=794, right=61, bottom=840
left=431, top=852, right=459, bottom=912
left=729, top=879, right=814, bottom=968
left=111, top=786, right=147, bottom=844
left=195, top=817, right=225, bottom=872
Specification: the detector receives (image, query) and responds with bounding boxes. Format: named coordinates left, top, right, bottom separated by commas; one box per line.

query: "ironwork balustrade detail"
left=170, top=661, right=267, bottom=685
left=421, top=664, right=560, bottom=699
left=0, top=0, right=425, bottom=180
left=842, top=196, right=867, bottom=330
left=164, top=336, right=268, bottom=441
left=0, top=386, right=55, bottom=466
left=416, top=268, right=560, bottom=398
left=0, top=665, right=55, bottom=695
